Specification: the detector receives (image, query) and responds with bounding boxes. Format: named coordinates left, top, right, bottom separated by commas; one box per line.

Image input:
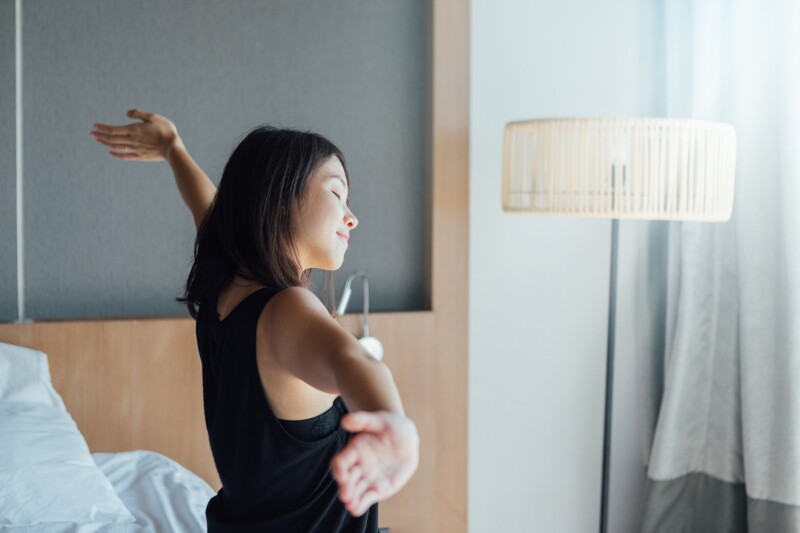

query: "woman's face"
left=292, top=156, right=358, bottom=272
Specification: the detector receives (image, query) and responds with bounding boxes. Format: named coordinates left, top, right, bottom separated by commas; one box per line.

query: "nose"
left=345, top=209, right=358, bottom=230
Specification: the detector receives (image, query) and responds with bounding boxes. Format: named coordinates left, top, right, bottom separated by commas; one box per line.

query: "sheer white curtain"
left=635, top=0, right=800, bottom=530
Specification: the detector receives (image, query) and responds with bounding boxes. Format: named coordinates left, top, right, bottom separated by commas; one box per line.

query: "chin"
left=319, top=256, right=344, bottom=271
left=330, top=258, right=345, bottom=271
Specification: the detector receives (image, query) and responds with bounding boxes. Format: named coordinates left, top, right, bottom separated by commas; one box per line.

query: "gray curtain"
left=635, top=0, right=800, bottom=531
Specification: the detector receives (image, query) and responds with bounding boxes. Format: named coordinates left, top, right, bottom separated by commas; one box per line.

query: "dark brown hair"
left=177, top=125, right=349, bottom=319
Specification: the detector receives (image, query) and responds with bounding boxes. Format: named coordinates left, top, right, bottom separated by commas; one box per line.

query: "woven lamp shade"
left=502, top=118, right=737, bottom=221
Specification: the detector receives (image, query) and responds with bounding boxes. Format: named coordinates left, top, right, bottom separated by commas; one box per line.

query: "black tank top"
left=195, top=286, right=380, bottom=532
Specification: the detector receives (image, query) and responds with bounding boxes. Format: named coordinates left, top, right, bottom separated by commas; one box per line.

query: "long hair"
left=177, top=126, right=349, bottom=319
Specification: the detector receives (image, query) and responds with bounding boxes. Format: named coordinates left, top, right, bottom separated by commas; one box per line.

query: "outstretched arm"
left=266, top=287, right=419, bottom=518
left=91, top=109, right=217, bottom=231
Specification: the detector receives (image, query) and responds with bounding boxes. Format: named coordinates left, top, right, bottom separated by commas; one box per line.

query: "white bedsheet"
left=0, top=343, right=215, bottom=532
left=92, top=451, right=216, bottom=533
left=0, top=401, right=136, bottom=532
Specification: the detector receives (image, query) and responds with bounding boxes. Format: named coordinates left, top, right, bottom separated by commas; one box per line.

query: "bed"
left=0, top=339, right=216, bottom=531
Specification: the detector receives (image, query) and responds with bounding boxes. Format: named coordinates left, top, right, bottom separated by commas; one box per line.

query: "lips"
left=337, top=232, right=349, bottom=243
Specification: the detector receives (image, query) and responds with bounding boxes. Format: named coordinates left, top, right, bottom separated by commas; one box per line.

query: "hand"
left=90, top=109, right=184, bottom=162
left=331, top=411, right=419, bottom=517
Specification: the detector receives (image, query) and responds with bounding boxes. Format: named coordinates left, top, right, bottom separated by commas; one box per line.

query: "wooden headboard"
left=0, top=318, right=220, bottom=487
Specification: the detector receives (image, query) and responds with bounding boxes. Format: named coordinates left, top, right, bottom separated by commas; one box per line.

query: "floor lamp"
left=502, top=118, right=736, bottom=533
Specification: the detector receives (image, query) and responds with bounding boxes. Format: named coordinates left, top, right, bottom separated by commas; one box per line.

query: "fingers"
left=127, top=108, right=154, bottom=121
left=331, top=437, right=376, bottom=477
left=91, top=109, right=152, bottom=135
left=339, top=464, right=365, bottom=501
left=341, top=476, right=379, bottom=517
left=93, top=134, right=151, bottom=160
left=331, top=441, right=359, bottom=479
left=331, top=441, right=367, bottom=509
left=336, top=463, right=378, bottom=517
left=331, top=413, right=419, bottom=517
left=92, top=119, right=145, bottom=137
left=332, top=436, right=376, bottom=484
left=340, top=411, right=389, bottom=434
left=108, top=150, right=140, bottom=160
left=353, top=490, right=379, bottom=517
left=331, top=434, right=391, bottom=517
left=90, top=130, right=136, bottom=143
left=91, top=129, right=160, bottom=160
left=345, top=477, right=369, bottom=514
left=92, top=135, right=138, bottom=151
left=92, top=123, right=138, bottom=136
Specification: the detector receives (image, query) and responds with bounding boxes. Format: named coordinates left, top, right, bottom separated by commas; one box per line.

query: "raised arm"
left=91, top=109, right=216, bottom=231
left=264, top=287, right=419, bottom=517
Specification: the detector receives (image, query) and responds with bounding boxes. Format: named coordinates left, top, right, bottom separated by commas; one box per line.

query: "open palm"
left=90, top=109, right=182, bottom=161
left=330, top=411, right=419, bottom=517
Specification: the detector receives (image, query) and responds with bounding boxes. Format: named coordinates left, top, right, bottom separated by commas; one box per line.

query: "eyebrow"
left=330, top=175, right=349, bottom=191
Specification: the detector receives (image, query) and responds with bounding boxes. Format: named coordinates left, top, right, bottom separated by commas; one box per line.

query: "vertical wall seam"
left=15, top=0, right=24, bottom=322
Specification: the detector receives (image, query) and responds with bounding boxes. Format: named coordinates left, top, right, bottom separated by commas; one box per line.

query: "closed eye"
left=332, top=191, right=342, bottom=200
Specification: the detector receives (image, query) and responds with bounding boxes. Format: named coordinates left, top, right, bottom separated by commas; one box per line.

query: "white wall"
left=469, top=1, right=645, bottom=531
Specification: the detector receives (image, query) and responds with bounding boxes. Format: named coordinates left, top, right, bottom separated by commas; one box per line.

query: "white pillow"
left=0, top=401, right=136, bottom=530
left=0, top=341, right=67, bottom=410
left=93, top=450, right=216, bottom=532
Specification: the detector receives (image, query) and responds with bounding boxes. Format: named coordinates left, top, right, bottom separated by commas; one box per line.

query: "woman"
left=90, top=110, right=419, bottom=532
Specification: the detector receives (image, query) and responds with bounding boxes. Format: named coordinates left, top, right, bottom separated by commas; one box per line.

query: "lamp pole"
left=599, top=217, right=619, bottom=533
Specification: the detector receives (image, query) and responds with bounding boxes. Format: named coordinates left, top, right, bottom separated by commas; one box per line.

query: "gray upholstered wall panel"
left=0, top=0, right=17, bottom=322
left=22, top=0, right=425, bottom=320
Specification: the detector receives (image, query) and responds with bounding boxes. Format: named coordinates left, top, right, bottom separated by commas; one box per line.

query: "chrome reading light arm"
left=336, top=270, right=370, bottom=336
left=336, top=271, right=383, bottom=360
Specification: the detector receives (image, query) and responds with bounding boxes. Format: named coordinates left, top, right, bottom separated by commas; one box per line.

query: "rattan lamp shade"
left=502, top=118, right=737, bottom=221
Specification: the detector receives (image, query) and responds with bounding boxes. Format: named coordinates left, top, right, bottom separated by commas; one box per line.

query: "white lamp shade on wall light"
left=502, top=118, right=737, bottom=221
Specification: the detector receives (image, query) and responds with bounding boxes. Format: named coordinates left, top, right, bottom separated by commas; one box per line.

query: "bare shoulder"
left=260, top=286, right=340, bottom=353
left=258, top=286, right=358, bottom=392
left=264, top=286, right=331, bottom=323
